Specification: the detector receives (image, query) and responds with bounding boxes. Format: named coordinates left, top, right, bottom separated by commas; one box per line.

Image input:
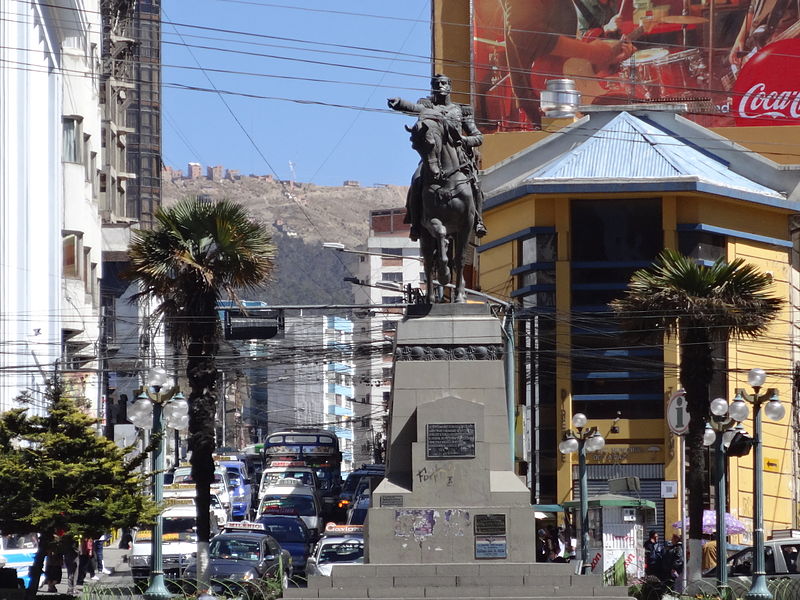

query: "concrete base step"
left=286, top=584, right=629, bottom=599
left=283, top=562, right=630, bottom=600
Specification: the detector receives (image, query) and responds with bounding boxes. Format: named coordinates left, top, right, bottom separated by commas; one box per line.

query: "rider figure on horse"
left=388, top=74, right=487, bottom=242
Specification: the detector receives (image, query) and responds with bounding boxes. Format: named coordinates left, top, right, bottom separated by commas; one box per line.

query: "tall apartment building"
left=125, top=0, right=162, bottom=229
left=350, top=208, right=421, bottom=466
left=99, top=0, right=167, bottom=443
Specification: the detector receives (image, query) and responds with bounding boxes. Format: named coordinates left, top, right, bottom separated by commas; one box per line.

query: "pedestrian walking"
left=94, top=534, right=111, bottom=575
left=61, top=535, right=79, bottom=595
left=76, top=537, right=96, bottom=584
left=42, top=541, right=63, bottom=593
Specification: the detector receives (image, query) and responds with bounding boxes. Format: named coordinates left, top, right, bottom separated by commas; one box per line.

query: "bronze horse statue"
left=406, top=108, right=476, bottom=303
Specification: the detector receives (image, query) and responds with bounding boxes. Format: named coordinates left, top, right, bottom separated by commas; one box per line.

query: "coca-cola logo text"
left=738, top=83, right=800, bottom=120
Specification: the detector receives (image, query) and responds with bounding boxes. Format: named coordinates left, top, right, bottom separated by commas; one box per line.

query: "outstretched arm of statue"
left=387, top=97, right=425, bottom=114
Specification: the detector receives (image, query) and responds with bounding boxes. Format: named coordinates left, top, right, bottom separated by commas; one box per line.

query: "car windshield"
left=348, top=509, right=367, bottom=525
left=210, top=538, right=260, bottom=561
left=261, top=495, right=315, bottom=516
left=135, top=517, right=197, bottom=542
left=174, top=469, right=223, bottom=485
left=342, top=474, right=363, bottom=494
left=315, top=470, right=334, bottom=489
left=1, top=534, right=37, bottom=549
left=261, top=522, right=307, bottom=543
left=318, top=541, right=364, bottom=564
left=265, top=471, right=314, bottom=487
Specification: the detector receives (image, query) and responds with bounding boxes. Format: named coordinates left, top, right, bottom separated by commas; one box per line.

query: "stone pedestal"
left=367, top=303, right=535, bottom=564
left=283, top=304, right=629, bottom=599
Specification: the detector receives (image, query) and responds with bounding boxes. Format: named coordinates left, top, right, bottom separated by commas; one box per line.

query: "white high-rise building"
left=1, top=1, right=104, bottom=414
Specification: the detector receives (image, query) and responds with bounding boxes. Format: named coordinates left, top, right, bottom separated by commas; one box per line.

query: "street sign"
left=667, top=390, right=689, bottom=436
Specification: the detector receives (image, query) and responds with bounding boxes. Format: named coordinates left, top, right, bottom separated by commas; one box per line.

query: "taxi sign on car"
left=222, top=521, right=266, bottom=532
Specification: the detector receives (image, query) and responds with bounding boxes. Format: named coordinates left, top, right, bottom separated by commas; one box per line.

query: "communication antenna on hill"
left=288, top=161, right=296, bottom=185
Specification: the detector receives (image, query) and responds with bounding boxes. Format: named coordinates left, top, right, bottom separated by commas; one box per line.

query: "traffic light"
left=725, top=431, right=753, bottom=457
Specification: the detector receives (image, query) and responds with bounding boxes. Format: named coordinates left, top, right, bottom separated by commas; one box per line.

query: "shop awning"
left=561, top=493, right=656, bottom=514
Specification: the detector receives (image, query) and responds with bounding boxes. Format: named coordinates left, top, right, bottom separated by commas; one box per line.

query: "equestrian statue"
left=388, top=74, right=487, bottom=304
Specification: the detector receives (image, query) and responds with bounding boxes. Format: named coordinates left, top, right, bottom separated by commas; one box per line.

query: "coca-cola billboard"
left=471, top=1, right=800, bottom=131
left=733, top=39, right=800, bottom=126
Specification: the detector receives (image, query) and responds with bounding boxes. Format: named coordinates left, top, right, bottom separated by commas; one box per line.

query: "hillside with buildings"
left=162, top=165, right=410, bottom=304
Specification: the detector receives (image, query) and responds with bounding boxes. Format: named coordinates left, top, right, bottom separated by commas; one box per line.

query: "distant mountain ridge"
left=162, top=176, right=410, bottom=305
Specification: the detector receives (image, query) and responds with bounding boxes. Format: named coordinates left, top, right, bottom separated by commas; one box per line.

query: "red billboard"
left=472, top=0, right=800, bottom=130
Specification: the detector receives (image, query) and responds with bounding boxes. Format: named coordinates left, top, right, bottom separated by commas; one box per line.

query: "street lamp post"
left=128, top=368, right=190, bottom=600
left=733, top=368, right=786, bottom=600
left=559, top=413, right=606, bottom=575
left=703, top=396, right=747, bottom=598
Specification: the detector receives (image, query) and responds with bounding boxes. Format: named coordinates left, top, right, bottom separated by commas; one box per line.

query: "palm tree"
left=126, top=197, right=275, bottom=589
left=610, top=249, right=781, bottom=579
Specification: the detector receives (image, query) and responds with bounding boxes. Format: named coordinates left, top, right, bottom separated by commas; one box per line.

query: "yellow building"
left=432, top=1, right=800, bottom=539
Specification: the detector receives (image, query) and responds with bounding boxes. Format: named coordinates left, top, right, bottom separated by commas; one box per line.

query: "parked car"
left=215, top=456, right=254, bottom=520
left=305, top=525, right=364, bottom=577
left=688, top=534, right=800, bottom=598
left=182, top=521, right=292, bottom=590
left=257, top=481, right=323, bottom=537
left=257, top=514, right=313, bottom=573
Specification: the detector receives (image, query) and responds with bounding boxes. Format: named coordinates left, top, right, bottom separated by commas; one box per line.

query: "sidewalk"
left=37, top=544, right=131, bottom=596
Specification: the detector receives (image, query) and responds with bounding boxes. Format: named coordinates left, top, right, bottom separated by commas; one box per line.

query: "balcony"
left=328, top=383, right=355, bottom=398
left=328, top=362, right=354, bottom=375
left=328, top=405, right=354, bottom=417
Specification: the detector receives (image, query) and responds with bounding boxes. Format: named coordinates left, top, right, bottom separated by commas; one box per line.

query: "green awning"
left=561, top=493, right=656, bottom=512
left=531, top=504, right=564, bottom=513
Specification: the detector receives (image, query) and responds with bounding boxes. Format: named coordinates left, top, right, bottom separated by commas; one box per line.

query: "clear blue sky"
left=162, top=0, right=432, bottom=187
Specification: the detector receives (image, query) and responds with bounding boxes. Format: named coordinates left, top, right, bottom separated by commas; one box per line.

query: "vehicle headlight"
left=130, top=555, right=151, bottom=568
left=232, top=570, right=256, bottom=581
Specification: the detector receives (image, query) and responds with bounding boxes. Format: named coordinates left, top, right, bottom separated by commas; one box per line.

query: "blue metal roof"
left=522, top=112, right=783, bottom=201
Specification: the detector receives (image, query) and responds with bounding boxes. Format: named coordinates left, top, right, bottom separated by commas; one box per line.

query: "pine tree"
left=0, top=377, right=158, bottom=598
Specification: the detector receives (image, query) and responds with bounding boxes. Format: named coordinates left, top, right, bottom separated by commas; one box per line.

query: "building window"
left=679, top=230, right=726, bottom=263
left=381, top=296, right=404, bottom=304
left=569, top=198, right=664, bottom=419
left=382, top=272, right=403, bottom=282
left=382, top=367, right=392, bottom=382
left=521, top=233, right=557, bottom=264
left=63, top=117, right=82, bottom=163
left=63, top=234, right=81, bottom=278
left=516, top=232, right=557, bottom=308
left=382, top=320, right=397, bottom=332
left=381, top=248, right=402, bottom=256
